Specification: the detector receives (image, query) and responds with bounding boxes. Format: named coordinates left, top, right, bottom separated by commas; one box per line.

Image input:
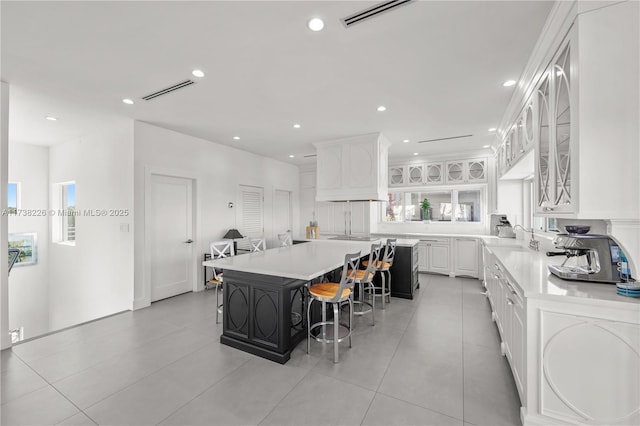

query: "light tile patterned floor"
left=1, top=274, right=521, bottom=425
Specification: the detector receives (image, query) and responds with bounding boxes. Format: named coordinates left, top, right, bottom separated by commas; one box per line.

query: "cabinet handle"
left=543, top=206, right=554, bottom=212
left=494, top=263, right=502, bottom=272
left=421, top=239, right=438, bottom=242
left=505, top=282, right=518, bottom=296
left=456, top=238, right=476, bottom=242
left=506, top=297, right=515, bottom=305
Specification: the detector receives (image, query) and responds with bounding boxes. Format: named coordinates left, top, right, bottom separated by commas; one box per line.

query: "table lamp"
left=223, top=228, right=244, bottom=253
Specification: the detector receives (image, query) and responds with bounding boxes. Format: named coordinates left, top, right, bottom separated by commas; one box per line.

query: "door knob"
left=184, top=239, right=193, bottom=244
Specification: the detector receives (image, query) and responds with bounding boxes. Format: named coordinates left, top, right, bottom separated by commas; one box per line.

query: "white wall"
left=133, top=122, right=300, bottom=309
left=8, top=142, right=49, bottom=339
left=497, top=179, right=524, bottom=228
left=48, top=121, right=134, bottom=331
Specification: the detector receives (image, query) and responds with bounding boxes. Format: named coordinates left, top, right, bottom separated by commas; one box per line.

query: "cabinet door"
left=332, top=203, right=347, bottom=234
left=536, top=71, right=552, bottom=212
left=407, top=164, right=424, bottom=185
left=553, top=44, right=573, bottom=209
left=523, top=98, right=535, bottom=152
left=454, top=238, right=478, bottom=277
left=418, top=242, right=428, bottom=272
left=429, top=243, right=450, bottom=275
left=389, top=166, right=405, bottom=186
left=349, top=202, right=369, bottom=236
left=516, top=118, right=525, bottom=158
left=505, top=130, right=513, bottom=167
left=445, top=161, right=465, bottom=184
left=315, top=202, right=333, bottom=234
left=511, top=304, right=525, bottom=397
left=425, top=162, right=444, bottom=184
left=466, top=159, right=486, bottom=183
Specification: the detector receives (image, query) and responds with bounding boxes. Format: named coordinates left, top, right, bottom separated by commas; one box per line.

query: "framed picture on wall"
left=8, top=232, right=38, bottom=267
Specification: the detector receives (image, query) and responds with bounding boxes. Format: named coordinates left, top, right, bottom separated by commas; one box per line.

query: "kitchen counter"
left=481, top=237, right=640, bottom=307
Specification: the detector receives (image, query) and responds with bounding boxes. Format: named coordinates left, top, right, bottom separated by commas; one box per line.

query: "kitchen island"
left=203, top=239, right=419, bottom=363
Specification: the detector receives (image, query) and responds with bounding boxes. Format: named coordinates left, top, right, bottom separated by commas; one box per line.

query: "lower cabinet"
left=453, top=238, right=479, bottom=278
left=389, top=244, right=419, bottom=299
left=418, top=238, right=451, bottom=275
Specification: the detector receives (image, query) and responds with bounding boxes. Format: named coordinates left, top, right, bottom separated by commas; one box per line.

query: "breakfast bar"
left=203, top=240, right=387, bottom=363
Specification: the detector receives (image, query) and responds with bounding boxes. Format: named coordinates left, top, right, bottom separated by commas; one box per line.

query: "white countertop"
left=482, top=237, right=640, bottom=308
left=203, top=240, right=388, bottom=281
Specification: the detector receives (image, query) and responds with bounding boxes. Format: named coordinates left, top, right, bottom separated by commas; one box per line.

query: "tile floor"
left=1, top=274, right=521, bottom=426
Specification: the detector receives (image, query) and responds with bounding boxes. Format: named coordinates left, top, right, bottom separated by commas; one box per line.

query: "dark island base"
left=220, top=333, right=306, bottom=364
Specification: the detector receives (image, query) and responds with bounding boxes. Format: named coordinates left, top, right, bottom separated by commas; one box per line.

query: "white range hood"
left=314, top=133, right=390, bottom=202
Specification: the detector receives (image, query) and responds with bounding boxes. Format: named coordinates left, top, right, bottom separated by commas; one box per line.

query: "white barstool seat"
left=208, top=240, right=235, bottom=324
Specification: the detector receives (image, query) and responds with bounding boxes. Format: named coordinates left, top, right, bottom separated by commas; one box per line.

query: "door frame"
left=142, top=166, right=198, bottom=308
left=272, top=188, right=293, bottom=244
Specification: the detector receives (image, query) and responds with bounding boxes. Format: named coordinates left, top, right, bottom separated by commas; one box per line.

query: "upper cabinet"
left=390, top=158, right=486, bottom=187
left=425, top=162, right=444, bottom=184
left=315, top=133, right=390, bottom=202
left=446, top=158, right=487, bottom=184
left=535, top=38, right=575, bottom=214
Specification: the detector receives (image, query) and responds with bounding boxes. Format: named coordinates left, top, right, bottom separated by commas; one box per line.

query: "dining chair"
left=208, top=240, right=235, bottom=324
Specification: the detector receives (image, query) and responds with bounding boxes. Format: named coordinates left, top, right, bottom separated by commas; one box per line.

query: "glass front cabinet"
left=535, top=37, right=576, bottom=214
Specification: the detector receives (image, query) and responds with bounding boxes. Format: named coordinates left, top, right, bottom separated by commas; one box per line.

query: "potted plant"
left=421, top=198, right=431, bottom=223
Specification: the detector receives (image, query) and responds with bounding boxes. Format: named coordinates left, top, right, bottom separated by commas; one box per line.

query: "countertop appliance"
left=547, top=234, right=630, bottom=283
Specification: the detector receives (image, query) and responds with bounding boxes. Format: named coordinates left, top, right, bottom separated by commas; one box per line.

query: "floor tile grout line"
left=374, top=390, right=466, bottom=424
left=77, top=335, right=222, bottom=414
left=255, top=365, right=315, bottom=425
left=153, top=356, right=255, bottom=426
left=10, top=350, right=100, bottom=425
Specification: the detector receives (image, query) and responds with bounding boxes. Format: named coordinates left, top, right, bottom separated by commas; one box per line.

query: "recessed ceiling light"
left=488, top=127, right=497, bottom=132
left=483, top=145, right=490, bottom=148
left=233, top=136, right=240, bottom=140
left=45, top=116, right=57, bottom=121
left=289, top=154, right=295, bottom=158
left=503, top=80, right=516, bottom=87
left=293, top=123, right=301, bottom=129
left=122, top=98, right=134, bottom=105
left=403, top=139, right=409, bottom=143
left=308, top=17, right=324, bottom=31
left=192, top=69, right=205, bottom=78
left=413, top=152, right=419, bottom=156
left=377, top=105, right=387, bottom=112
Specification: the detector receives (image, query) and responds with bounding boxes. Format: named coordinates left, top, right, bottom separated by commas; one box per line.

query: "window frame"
left=7, top=182, right=21, bottom=214
left=53, top=181, right=76, bottom=245
left=381, top=185, right=487, bottom=225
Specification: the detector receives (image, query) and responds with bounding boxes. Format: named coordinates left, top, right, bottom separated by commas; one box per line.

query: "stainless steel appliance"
left=547, top=234, right=630, bottom=283
left=490, top=214, right=516, bottom=238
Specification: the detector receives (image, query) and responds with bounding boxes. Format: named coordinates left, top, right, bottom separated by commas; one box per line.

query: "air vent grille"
left=342, top=0, right=414, bottom=27
left=142, top=80, right=195, bottom=101
left=418, top=134, right=473, bottom=143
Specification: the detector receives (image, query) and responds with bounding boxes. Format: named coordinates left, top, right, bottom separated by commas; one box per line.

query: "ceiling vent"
left=418, top=134, right=473, bottom=143
left=342, top=0, right=414, bottom=27
left=142, top=80, right=195, bottom=101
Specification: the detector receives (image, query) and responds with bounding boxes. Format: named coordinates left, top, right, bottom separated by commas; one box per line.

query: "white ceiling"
left=1, top=0, right=553, bottom=164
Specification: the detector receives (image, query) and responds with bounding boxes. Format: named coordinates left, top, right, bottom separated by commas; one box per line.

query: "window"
left=54, top=182, right=76, bottom=243
left=382, top=188, right=483, bottom=223
left=7, top=182, right=19, bottom=214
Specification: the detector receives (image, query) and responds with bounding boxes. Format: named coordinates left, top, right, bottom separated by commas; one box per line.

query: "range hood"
left=314, top=133, right=390, bottom=202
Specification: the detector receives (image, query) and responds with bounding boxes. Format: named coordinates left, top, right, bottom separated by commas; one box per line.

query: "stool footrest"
left=309, top=321, right=351, bottom=344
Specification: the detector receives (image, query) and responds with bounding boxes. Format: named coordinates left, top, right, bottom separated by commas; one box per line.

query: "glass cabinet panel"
left=554, top=45, right=571, bottom=206
left=408, top=165, right=423, bottom=184
left=446, top=162, right=464, bottom=183
left=389, top=166, right=404, bottom=185
left=523, top=100, right=534, bottom=150
left=425, top=163, right=443, bottom=184
left=537, top=72, right=551, bottom=208
left=467, top=159, right=485, bottom=181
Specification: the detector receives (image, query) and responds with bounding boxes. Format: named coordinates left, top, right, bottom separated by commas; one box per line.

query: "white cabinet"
left=445, top=158, right=487, bottom=184
left=453, top=238, right=479, bottom=278
left=407, top=164, right=424, bottom=185
left=389, top=166, right=405, bottom=186
left=348, top=202, right=369, bottom=236
left=535, top=37, right=576, bottom=214
left=315, top=133, right=390, bottom=202
left=418, top=237, right=451, bottom=275
left=425, top=162, right=444, bottom=184
left=316, top=201, right=371, bottom=237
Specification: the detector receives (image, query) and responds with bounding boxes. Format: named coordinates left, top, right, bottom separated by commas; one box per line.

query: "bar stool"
left=278, top=232, right=292, bottom=247
left=349, top=242, right=381, bottom=326
left=208, top=240, right=235, bottom=324
left=363, top=238, right=396, bottom=309
left=307, top=251, right=360, bottom=363
left=250, top=237, right=266, bottom=252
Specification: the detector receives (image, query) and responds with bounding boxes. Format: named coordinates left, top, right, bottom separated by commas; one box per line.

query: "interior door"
left=237, top=185, right=264, bottom=250
left=273, top=189, right=292, bottom=246
left=149, top=174, right=193, bottom=302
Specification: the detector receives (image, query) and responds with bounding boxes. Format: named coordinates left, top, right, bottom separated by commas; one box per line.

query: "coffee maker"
left=547, top=234, right=629, bottom=283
